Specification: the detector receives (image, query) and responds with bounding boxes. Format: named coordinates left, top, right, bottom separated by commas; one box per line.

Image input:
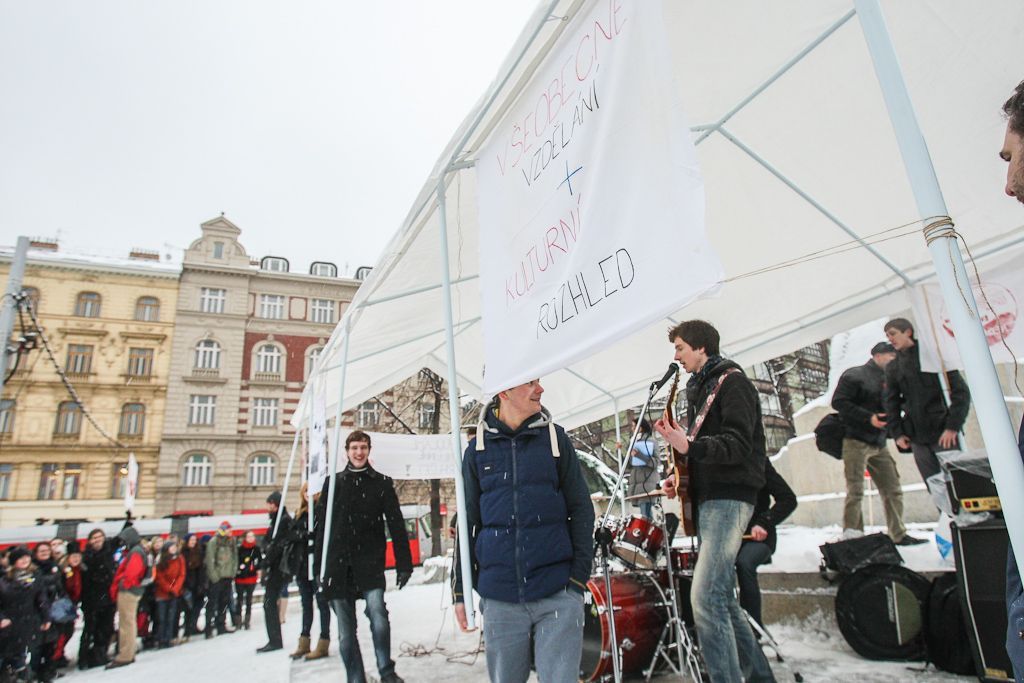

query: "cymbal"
left=624, top=489, right=666, bottom=501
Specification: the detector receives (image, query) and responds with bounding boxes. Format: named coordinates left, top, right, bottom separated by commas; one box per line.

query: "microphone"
left=651, top=362, right=680, bottom=392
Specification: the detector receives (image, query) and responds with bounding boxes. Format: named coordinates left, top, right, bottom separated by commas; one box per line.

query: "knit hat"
left=219, top=520, right=232, bottom=531
left=266, top=491, right=282, bottom=506
left=7, top=545, right=31, bottom=565
left=870, top=341, right=896, bottom=355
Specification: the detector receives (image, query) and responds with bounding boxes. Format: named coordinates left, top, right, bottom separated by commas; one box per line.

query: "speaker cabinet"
left=952, top=518, right=1013, bottom=682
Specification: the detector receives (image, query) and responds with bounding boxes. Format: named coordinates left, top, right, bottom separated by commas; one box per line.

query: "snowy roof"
left=0, top=243, right=181, bottom=277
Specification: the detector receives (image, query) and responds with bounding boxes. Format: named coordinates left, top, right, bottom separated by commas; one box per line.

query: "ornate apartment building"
left=0, top=243, right=179, bottom=526
left=155, top=217, right=360, bottom=515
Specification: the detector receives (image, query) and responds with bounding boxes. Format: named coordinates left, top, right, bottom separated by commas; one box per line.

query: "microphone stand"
left=594, top=371, right=675, bottom=683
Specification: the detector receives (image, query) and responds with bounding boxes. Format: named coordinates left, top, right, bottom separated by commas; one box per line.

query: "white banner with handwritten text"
left=476, top=0, right=722, bottom=395
left=326, top=430, right=465, bottom=480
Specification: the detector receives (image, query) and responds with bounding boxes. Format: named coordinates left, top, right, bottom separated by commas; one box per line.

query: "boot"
left=304, top=637, right=330, bottom=661
left=290, top=635, right=311, bottom=660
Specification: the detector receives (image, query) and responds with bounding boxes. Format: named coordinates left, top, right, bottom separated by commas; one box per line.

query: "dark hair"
left=87, top=528, right=105, bottom=540
left=1004, top=79, right=1024, bottom=137
left=883, top=317, right=915, bottom=337
left=346, top=430, right=371, bottom=449
left=667, top=320, right=720, bottom=356
left=638, top=419, right=652, bottom=435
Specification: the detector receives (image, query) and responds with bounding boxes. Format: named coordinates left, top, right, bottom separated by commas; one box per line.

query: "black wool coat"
left=0, top=567, right=51, bottom=655
left=832, top=360, right=888, bottom=447
left=883, top=343, right=970, bottom=446
left=80, top=541, right=116, bottom=610
left=314, top=465, right=412, bottom=599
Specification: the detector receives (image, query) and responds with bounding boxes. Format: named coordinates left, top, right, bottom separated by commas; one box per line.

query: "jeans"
left=235, top=584, right=256, bottom=626
left=479, top=588, right=584, bottom=683
left=331, top=589, right=395, bottom=683
left=206, top=578, right=233, bottom=632
left=263, top=575, right=287, bottom=647
left=842, top=438, right=907, bottom=541
left=692, top=499, right=774, bottom=683
left=155, top=598, right=178, bottom=645
left=298, top=575, right=331, bottom=639
left=735, top=541, right=773, bottom=628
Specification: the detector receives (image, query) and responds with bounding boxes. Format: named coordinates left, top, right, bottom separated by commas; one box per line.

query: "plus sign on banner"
left=476, top=0, right=722, bottom=395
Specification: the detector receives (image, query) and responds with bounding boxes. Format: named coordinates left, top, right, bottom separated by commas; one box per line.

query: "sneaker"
left=896, top=535, right=928, bottom=546
left=381, top=674, right=405, bottom=683
left=840, top=528, right=865, bottom=541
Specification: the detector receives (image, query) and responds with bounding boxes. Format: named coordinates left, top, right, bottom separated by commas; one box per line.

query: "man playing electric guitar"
left=655, top=320, right=774, bottom=683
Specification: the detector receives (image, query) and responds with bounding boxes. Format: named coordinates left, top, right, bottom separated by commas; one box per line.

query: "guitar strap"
left=686, top=368, right=740, bottom=442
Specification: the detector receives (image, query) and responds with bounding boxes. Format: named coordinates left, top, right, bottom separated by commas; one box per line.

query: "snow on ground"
left=56, top=531, right=970, bottom=683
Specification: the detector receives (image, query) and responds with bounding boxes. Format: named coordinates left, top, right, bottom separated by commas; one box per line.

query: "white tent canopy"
left=296, top=0, right=1024, bottom=431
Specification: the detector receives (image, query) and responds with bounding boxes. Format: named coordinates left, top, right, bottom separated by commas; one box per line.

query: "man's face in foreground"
left=347, top=439, right=371, bottom=468
left=1002, top=125, right=1024, bottom=204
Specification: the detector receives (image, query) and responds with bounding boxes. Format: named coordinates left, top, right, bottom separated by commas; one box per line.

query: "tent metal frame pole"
left=273, top=427, right=303, bottom=538
left=436, top=176, right=477, bottom=630
left=359, top=275, right=479, bottom=309
left=717, top=125, right=912, bottom=286
left=320, top=317, right=481, bottom=372
left=855, top=0, right=1024, bottom=572
left=319, top=318, right=352, bottom=582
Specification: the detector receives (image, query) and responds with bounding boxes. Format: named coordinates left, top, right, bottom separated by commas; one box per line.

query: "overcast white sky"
left=0, top=2, right=537, bottom=274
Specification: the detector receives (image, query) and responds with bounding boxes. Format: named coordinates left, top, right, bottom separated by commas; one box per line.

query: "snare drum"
left=580, top=572, right=669, bottom=681
left=611, top=515, right=664, bottom=569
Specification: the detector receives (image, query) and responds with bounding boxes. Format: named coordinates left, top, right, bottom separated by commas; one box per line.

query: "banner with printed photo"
left=476, top=0, right=722, bottom=394
left=307, top=379, right=329, bottom=496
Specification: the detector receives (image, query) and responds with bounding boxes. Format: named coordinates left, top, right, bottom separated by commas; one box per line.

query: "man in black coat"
left=257, top=490, right=292, bottom=653
left=832, top=342, right=924, bottom=545
left=735, top=460, right=796, bottom=628
left=656, top=320, right=774, bottom=683
left=78, top=528, right=116, bottom=669
left=883, top=318, right=971, bottom=493
left=315, top=430, right=412, bottom=683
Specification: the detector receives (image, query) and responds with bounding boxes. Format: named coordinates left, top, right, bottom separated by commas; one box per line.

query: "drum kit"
left=583, top=490, right=704, bottom=682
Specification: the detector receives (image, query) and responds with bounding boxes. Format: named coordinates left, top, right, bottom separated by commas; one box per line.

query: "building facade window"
left=200, top=287, right=226, bottom=314
left=764, top=425, right=794, bottom=454
left=260, top=256, right=290, bottom=273
left=39, top=463, right=59, bottom=500
left=310, top=299, right=335, bottom=324
left=252, top=398, right=279, bottom=427
left=127, top=348, right=154, bottom=377
left=74, top=292, right=101, bottom=317
left=213, top=241, right=224, bottom=259
left=188, top=395, right=216, bottom=425
left=0, top=463, right=11, bottom=499
left=799, top=365, right=828, bottom=387
left=310, top=262, right=337, bottom=277
left=248, top=454, right=276, bottom=486
left=759, top=392, right=782, bottom=416
left=194, top=340, right=221, bottom=370
left=61, top=464, right=82, bottom=499
left=134, top=296, right=160, bottom=322
left=21, top=287, right=39, bottom=313
left=259, top=294, right=285, bottom=319
left=752, top=363, right=773, bottom=382
left=304, top=346, right=323, bottom=381
left=0, top=399, right=14, bottom=434
left=119, top=403, right=146, bottom=436
left=255, top=344, right=282, bottom=375
left=418, top=401, right=435, bottom=430
left=357, top=400, right=379, bottom=428
left=66, top=344, right=93, bottom=375
left=54, top=402, right=82, bottom=435
left=182, top=454, right=212, bottom=487
left=111, top=462, right=130, bottom=499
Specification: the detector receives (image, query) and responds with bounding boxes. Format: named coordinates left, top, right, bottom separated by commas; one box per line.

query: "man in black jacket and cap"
left=257, top=490, right=292, bottom=653
left=832, top=341, right=925, bottom=545
left=315, top=430, right=411, bottom=683
left=78, top=528, right=116, bottom=669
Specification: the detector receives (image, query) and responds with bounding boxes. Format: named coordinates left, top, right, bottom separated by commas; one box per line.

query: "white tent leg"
left=856, top=0, right=1024, bottom=572
left=320, top=318, right=352, bottom=582
left=437, top=176, right=477, bottom=629
left=273, top=428, right=302, bottom=538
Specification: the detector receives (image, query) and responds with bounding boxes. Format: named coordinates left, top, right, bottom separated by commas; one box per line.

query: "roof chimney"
left=30, top=238, right=58, bottom=252
left=129, top=248, right=160, bottom=261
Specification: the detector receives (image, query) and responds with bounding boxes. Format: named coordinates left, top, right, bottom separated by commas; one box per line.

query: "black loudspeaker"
left=952, top=519, right=1013, bottom=682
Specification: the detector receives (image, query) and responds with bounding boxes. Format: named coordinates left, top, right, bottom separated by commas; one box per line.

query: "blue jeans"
left=692, top=499, right=774, bottom=682
left=156, top=598, right=178, bottom=645
left=298, top=574, right=331, bottom=639
left=479, top=587, right=584, bottom=683
left=331, top=589, right=395, bottom=683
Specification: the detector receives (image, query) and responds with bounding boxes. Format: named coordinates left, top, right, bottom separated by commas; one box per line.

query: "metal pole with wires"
left=0, top=237, right=30, bottom=394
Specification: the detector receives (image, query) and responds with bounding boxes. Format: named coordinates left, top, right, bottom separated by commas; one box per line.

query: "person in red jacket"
left=234, top=531, right=262, bottom=631
left=153, top=540, right=185, bottom=648
left=107, top=527, right=148, bottom=669
left=53, top=543, right=83, bottom=668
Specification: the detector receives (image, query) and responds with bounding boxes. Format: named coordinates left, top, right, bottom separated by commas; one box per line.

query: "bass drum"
left=580, top=572, right=668, bottom=681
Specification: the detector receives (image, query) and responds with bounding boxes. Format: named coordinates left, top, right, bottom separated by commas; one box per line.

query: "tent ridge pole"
left=695, top=8, right=856, bottom=146
left=319, top=318, right=352, bottom=582
left=855, top=0, right=1024, bottom=573
left=436, top=176, right=477, bottom=629
left=718, top=125, right=913, bottom=286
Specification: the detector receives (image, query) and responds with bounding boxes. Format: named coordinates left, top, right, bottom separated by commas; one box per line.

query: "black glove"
left=396, top=570, right=412, bottom=590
